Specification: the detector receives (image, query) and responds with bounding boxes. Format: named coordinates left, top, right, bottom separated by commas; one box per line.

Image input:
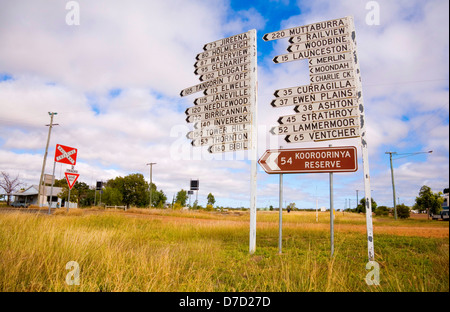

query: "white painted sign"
left=287, top=35, right=351, bottom=53
left=273, top=43, right=353, bottom=64
left=192, top=113, right=252, bottom=127
left=186, top=106, right=251, bottom=123
left=191, top=131, right=251, bottom=147
left=187, top=123, right=251, bottom=140
left=284, top=127, right=360, bottom=143
left=203, top=79, right=251, bottom=96
left=288, top=27, right=350, bottom=44
left=194, top=88, right=251, bottom=105
left=262, top=17, right=349, bottom=41
left=207, top=140, right=249, bottom=153
left=196, top=40, right=250, bottom=60
left=271, top=117, right=360, bottom=135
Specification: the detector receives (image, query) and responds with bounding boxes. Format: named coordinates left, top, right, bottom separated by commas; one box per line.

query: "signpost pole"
left=48, top=160, right=56, bottom=214
left=278, top=172, right=283, bottom=254
left=329, top=145, right=334, bottom=257
left=348, top=16, right=375, bottom=261
left=67, top=187, right=71, bottom=213
left=249, top=29, right=258, bottom=254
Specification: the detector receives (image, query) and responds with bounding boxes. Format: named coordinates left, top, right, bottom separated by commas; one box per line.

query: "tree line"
left=52, top=173, right=217, bottom=209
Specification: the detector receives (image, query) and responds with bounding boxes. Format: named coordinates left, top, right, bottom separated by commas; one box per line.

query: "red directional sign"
left=258, top=146, right=357, bottom=174
left=64, top=171, right=79, bottom=190
left=55, top=144, right=77, bottom=165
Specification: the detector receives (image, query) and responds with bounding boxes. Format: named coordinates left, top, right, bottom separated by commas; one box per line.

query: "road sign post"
left=65, top=168, right=79, bottom=212
left=180, top=30, right=258, bottom=254
left=262, top=16, right=374, bottom=261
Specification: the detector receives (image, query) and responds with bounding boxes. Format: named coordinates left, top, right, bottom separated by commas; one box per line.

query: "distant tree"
left=356, top=197, right=377, bottom=213
left=175, top=189, right=188, bottom=206
left=150, top=186, right=167, bottom=208
left=396, top=204, right=411, bottom=219
left=286, top=202, right=296, bottom=212
left=58, top=187, right=78, bottom=204
left=374, top=206, right=389, bottom=216
left=106, top=174, right=149, bottom=208
left=414, top=185, right=443, bottom=216
left=102, top=187, right=123, bottom=206
left=0, top=171, right=23, bottom=206
left=207, top=193, right=216, bottom=206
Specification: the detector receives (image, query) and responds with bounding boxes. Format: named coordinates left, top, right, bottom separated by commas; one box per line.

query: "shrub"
left=396, top=204, right=411, bottom=219
left=375, top=206, right=389, bottom=216
left=173, top=202, right=183, bottom=210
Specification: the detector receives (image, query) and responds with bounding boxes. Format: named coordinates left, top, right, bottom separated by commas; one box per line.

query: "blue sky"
left=0, top=0, right=448, bottom=209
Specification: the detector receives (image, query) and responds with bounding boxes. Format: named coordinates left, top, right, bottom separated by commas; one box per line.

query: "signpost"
left=64, top=168, right=79, bottom=212
left=181, top=30, right=258, bottom=254
left=55, top=144, right=78, bottom=165
left=262, top=16, right=375, bottom=261
left=48, top=144, right=78, bottom=214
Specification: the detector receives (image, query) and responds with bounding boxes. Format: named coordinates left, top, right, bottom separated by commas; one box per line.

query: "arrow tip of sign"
left=277, top=117, right=283, bottom=124
left=194, top=69, right=199, bottom=75
left=199, top=76, right=204, bottom=82
left=294, top=105, right=300, bottom=113
left=203, top=90, right=207, bottom=95
left=179, top=91, right=184, bottom=97
left=269, top=127, right=276, bottom=135
left=284, top=135, right=291, bottom=143
left=273, top=56, right=279, bottom=64
left=287, top=46, right=292, bottom=53
left=203, top=44, right=208, bottom=51
left=270, top=99, right=276, bottom=107
left=208, top=146, right=213, bottom=153
left=262, top=34, right=269, bottom=41
left=288, top=37, right=294, bottom=44
left=185, top=108, right=189, bottom=115
left=274, top=90, right=279, bottom=98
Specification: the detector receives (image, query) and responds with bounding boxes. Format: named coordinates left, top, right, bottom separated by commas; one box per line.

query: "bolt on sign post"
left=181, top=30, right=258, bottom=254
left=259, top=145, right=357, bottom=254
left=262, top=16, right=374, bottom=261
left=48, top=144, right=78, bottom=214
left=65, top=168, right=79, bottom=212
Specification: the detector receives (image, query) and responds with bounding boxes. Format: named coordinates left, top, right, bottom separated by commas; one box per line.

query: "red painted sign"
left=64, top=172, right=80, bottom=190
left=258, top=146, right=357, bottom=174
left=55, top=144, right=77, bottom=165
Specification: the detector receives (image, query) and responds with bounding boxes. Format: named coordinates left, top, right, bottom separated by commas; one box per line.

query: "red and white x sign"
left=54, top=144, right=77, bottom=165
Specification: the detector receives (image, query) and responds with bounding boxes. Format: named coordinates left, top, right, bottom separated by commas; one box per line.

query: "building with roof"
left=12, top=185, right=64, bottom=208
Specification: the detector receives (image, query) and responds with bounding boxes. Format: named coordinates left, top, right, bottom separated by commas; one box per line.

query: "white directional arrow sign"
left=262, top=17, right=349, bottom=41
left=288, top=26, right=350, bottom=44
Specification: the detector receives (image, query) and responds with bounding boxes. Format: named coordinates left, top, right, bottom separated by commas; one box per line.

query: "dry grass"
left=0, top=209, right=448, bottom=292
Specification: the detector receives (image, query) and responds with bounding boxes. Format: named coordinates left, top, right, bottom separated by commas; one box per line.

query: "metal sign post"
left=48, top=160, right=56, bottom=214
left=278, top=173, right=283, bottom=254
left=181, top=30, right=258, bottom=254
left=262, top=16, right=374, bottom=261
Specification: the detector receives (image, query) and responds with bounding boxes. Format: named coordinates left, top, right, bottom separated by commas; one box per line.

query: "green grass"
left=0, top=209, right=448, bottom=292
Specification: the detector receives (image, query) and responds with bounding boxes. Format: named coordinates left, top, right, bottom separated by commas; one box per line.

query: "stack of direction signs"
left=180, top=30, right=257, bottom=154
left=263, top=16, right=363, bottom=144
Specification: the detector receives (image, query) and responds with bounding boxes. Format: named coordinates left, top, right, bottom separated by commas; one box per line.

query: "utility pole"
left=146, top=162, right=156, bottom=208
left=386, top=152, right=398, bottom=219
left=385, top=150, right=432, bottom=220
left=38, top=112, right=58, bottom=207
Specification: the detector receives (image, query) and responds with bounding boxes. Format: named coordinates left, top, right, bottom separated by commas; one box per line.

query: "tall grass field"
left=0, top=208, right=448, bottom=292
